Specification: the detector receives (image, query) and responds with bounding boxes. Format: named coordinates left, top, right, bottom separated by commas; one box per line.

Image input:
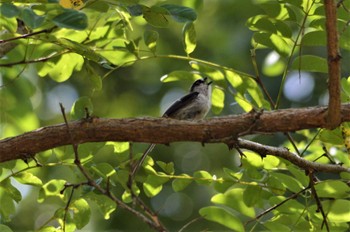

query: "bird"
left=129, top=77, right=212, bottom=180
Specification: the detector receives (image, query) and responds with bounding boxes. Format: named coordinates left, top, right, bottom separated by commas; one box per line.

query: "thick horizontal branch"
left=1, top=104, right=350, bottom=171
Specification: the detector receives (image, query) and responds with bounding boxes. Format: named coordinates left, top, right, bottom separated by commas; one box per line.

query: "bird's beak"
left=205, top=78, right=212, bottom=85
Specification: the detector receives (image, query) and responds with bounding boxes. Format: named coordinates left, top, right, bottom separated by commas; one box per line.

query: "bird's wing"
left=162, top=91, right=199, bottom=117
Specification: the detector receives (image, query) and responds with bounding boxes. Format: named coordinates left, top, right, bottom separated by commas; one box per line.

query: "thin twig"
left=58, top=103, right=167, bottom=231
left=0, top=27, right=56, bottom=44
left=308, top=171, right=330, bottom=232
left=245, top=187, right=310, bottom=225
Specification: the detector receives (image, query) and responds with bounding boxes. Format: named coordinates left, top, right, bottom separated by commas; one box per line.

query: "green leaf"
left=38, top=179, right=66, bottom=203
left=253, top=32, right=291, bottom=57
left=38, top=53, right=84, bottom=82
left=310, top=199, right=350, bottom=223
left=143, top=174, right=169, bottom=197
left=108, top=141, right=129, bottom=153
left=172, top=174, right=192, bottom=192
left=243, top=185, right=262, bottom=207
left=86, top=62, right=102, bottom=91
left=160, top=70, right=202, bottom=82
left=269, top=173, right=304, bottom=193
left=156, top=161, right=174, bottom=174
left=302, top=31, right=326, bottom=46
left=182, top=22, right=196, bottom=55
left=13, top=172, right=43, bottom=187
left=211, top=188, right=256, bottom=217
left=269, top=196, right=305, bottom=214
left=286, top=165, right=309, bottom=187
left=315, top=180, right=350, bottom=198
left=57, top=38, right=112, bottom=68
left=0, top=192, right=16, bottom=222
left=143, top=30, right=159, bottom=53
left=260, top=2, right=282, bottom=18
left=211, top=86, right=224, bottom=115
left=0, top=224, right=13, bottom=232
left=291, top=55, right=328, bottom=73
left=21, top=8, right=45, bottom=29
left=161, top=4, right=197, bottom=23
left=52, top=9, right=88, bottom=30
left=250, top=17, right=276, bottom=33
left=225, top=70, right=270, bottom=111
left=0, top=3, right=20, bottom=18
left=91, top=163, right=117, bottom=179
left=71, top=96, right=93, bottom=120
left=0, top=178, right=22, bottom=203
left=199, top=206, right=244, bottom=232
left=319, top=128, right=344, bottom=145
left=142, top=6, right=169, bottom=28
left=71, top=198, right=91, bottom=229
left=85, top=192, right=116, bottom=219
left=189, top=61, right=225, bottom=81
left=193, top=170, right=213, bottom=185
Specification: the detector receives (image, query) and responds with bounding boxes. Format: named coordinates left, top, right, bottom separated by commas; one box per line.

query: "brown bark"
left=1, top=104, right=350, bottom=164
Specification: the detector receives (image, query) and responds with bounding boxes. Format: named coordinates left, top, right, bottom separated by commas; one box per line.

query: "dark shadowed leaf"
left=52, top=9, right=88, bottom=30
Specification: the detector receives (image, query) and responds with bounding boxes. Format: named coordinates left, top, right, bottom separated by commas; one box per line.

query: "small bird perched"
left=130, top=77, right=212, bottom=179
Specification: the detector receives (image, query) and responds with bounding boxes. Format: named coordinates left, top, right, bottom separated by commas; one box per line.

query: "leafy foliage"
left=0, top=0, right=349, bottom=231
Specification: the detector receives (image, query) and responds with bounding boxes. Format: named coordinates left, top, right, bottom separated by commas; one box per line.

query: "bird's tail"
left=130, top=143, right=156, bottom=178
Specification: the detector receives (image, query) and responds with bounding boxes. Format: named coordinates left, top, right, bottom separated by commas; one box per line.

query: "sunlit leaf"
left=57, top=38, right=112, bottom=68
left=38, top=179, right=66, bottom=203
left=160, top=70, right=202, bottom=82
left=270, top=172, right=304, bottom=193
left=156, top=161, right=174, bottom=174
left=13, top=172, right=43, bottom=187
left=182, top=22, right=196, bottom=55
left=91, top=163, right=117, bottom=179
left=194, top=170, right=213, bottom=185
left=38, top=53, right=84, bottom=82
left=315, top=180, right=350, bottom=198
left=85, top=192, right=116, bottom=219
left=211, top=86, right=224, bottom=115
left=310, top=199, right=350, bottom=223
left=71, top=198, right=91, bottom=229
left=143, top=174, right=169, bottom=197
left=199, top=206, right=244, bottom=232
left=253, top=32, right=291, bottom=57
left=189, top=61, right=225, bottom=81
left=212, top=188, right=256, bottom=218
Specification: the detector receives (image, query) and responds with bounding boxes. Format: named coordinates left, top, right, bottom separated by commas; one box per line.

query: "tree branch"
left=324, top=0, right=342, bottom=129
left=236, top=139, right=348, bottom=173
left=1, top=104, right=350, bottom=173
